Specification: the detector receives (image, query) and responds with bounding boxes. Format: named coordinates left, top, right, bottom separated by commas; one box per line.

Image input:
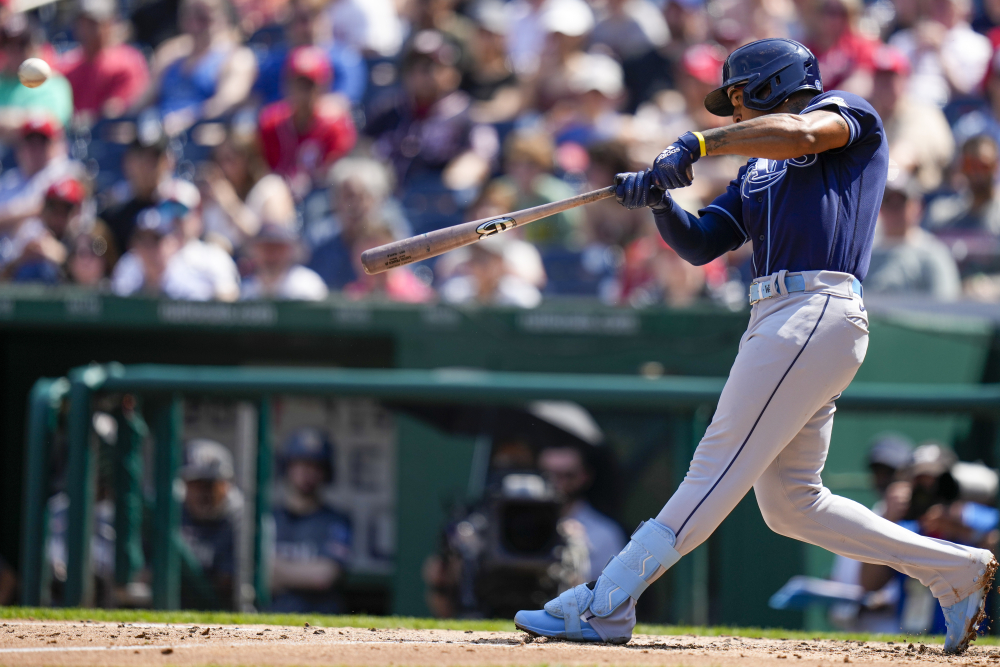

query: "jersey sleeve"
left=799, top=91, right=883, bottom=153
left=698, top=166, right=749, bottom=245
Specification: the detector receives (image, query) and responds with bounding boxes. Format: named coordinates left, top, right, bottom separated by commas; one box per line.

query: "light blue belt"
left=749, top=275, right=862, bottom=305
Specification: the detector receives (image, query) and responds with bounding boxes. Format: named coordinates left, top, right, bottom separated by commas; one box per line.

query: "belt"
left=749, top=274, right=862, bottom=305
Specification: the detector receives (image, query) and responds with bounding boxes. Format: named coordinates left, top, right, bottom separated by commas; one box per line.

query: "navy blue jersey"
left=704, top=91, right=888, bottom=280
left=269, top=505, right=352, bottom=614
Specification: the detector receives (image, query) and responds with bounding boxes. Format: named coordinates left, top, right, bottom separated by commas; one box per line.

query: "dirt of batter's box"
left=0, top=620, right=989, bottom=667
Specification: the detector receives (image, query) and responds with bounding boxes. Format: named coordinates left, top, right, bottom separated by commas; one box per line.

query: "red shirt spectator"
left=258, top=46, right=356, bottom=197
left=57, top=0, right=150, bottom=121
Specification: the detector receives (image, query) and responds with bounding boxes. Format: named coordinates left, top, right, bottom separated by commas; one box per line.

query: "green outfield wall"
left=0, top=286, right=996, bottom=629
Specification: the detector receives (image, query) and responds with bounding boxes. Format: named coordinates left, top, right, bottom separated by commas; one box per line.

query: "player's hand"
left=651, top=131, right=702, bottom=190
left=614, top=170, right=665, bottom=209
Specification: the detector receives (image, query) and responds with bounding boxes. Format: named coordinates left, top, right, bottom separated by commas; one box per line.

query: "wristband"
left=692, top=131, right=706, bottom=158
left=677, top=132, right=704, bottom=162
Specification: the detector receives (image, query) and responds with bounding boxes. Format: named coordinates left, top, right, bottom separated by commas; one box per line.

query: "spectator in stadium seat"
left=111, top=182, right=241, bottom=300
left=869, top=45, right=954, bottom=194
left=180, top=439, right=243, bottom=610
left=133, top=0, right=257, bottom=135
left=0, top=15, right=72, bottom=131
left=328, top=0, right=404, bottom=58
left=439, top=235, right=542, bottom=308
left=889, top=0, right=992, bottom=108
left=590, top=0, right=670, bottom=62
left=199, top=127, right=295, bottom=253
left=0, top=115, right=82, bottom=249
left=66, top=229, right=117, bottom=288
left=925, top=135, right=1000, bottom=233
left=460, top=1, right=522, bottom=125
left=550, top=52, right=626, bottom=147
left=253, top=0, right=367, bottom=107
left=259, top=45, right=357, bottom=199
left=617, top=231, right=710, bottom=307
left=57, top=0, right=150, bottom=124
left=803, top=0, right=878, bottom=95
left=493, top=130, right=582, bottom=248
left=530, top=0, right=595, bottom=113
left=100, top=128, right=177, bottom=255
left=953, top=50, right=1000, bottom=149
left=506, top=0, right=548, bottom=76
left=240, top=223, right=327, bottom=300
left=307, top=158, right=401, bottom=289
left=269, top=428, right=352, bottom=613
left=364, top=30, right=490, bottom=192
left=866, top=174, right=961, bottom=300
left=2, top=177, right=110, bottom=284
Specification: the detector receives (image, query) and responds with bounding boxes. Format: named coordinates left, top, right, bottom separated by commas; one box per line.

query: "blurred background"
left=1, top=0, right=1000, bottom=638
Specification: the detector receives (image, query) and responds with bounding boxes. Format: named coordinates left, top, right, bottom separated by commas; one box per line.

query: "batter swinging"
left=514, top=38, right=998, bottom=653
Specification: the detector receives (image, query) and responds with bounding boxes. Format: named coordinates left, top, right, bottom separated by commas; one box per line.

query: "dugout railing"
left=20, top=363, right=1000, bottom=621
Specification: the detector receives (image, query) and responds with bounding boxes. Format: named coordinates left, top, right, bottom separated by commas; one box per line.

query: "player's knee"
left=754, top=485, right=799, bottom=536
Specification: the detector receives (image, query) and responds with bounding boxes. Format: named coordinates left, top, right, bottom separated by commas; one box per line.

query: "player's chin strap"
left=544, top=519, right=681, bottom=622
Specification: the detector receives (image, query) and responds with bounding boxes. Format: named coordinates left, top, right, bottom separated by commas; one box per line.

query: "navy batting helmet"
left=704, top=38, right=822, bottom=117
left=280, top=427, right=335, bottom=483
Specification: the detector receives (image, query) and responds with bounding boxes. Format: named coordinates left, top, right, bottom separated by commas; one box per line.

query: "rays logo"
left=476, top=217, right=517, bottom=238
left=741, top=154, right=818, bottom=198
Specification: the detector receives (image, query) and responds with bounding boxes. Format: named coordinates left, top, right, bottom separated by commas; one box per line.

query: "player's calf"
left=514, top=519, right=680, bottom=643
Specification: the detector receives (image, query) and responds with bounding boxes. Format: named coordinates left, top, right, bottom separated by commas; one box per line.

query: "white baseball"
left=18, top=58, right=50, bottom=89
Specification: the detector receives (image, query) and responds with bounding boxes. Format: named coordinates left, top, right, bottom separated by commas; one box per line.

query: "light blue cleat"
left=942, top=555, right=997, bottom=655
left=513, top=607, right=603, bottom=643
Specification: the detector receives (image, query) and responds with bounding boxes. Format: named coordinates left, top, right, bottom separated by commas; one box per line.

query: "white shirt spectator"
left=441, top=273, right=543, bottom=307
left=240, top=265, right=328, bottom=301
left=890, top=22, right=991, bottom=107
left=162, top=240, right=240, bottom=301
left=507, top=0, right=549, bottom=75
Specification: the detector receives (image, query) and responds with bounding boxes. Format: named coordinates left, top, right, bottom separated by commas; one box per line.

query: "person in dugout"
left=269, top=427, right=352, bottom=613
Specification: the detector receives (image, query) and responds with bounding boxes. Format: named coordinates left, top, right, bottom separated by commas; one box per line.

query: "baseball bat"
left=361, top=185, right=617, bottom=275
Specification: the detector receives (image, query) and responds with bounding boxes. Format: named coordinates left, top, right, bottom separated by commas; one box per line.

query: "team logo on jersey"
left=742, top=154, right=819, bottom=198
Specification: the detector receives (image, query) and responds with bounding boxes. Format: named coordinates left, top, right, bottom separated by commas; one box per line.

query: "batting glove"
left=614, top=170, right=666, bottom=209
left=651, top=131, right=704, bottom=190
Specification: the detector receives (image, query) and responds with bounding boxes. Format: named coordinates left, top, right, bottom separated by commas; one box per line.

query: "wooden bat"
left=361, top=186, right=616, bottom=275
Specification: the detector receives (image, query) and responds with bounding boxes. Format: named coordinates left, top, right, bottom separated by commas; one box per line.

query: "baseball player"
left=514, top=38, right=997, bottom=653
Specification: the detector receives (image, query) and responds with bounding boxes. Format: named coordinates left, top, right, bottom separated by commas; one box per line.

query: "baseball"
left=18, top=58, right=50, bottom=88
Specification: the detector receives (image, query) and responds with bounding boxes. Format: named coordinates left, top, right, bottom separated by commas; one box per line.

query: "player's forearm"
left=651, top=196, right=741, bottom=266
left=702, top=112, right=848, bottom=160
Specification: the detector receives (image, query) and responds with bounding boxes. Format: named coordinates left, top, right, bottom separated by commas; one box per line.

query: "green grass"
left=2, top=606, right=991, bottom=646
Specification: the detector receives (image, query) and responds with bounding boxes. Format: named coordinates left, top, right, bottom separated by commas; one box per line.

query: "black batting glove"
left=614, top=169, right=666, bottom=210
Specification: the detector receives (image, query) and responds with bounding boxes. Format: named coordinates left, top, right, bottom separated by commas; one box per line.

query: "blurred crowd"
left=6, top=0, right=1000, bottom=305
left=828, top=437, right=999, bottom=634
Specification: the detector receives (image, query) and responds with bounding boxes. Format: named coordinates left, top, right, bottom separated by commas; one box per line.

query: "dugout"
left=1, top=286, right=998, bottom=630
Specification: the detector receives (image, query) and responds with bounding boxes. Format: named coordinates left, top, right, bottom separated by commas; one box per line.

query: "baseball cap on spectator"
left=287, top=45, right=331, bottom=85
left=45, top=177, right=85, bottom=205
left=909, top=443, right=957, bottom=478
left=181, top=439, right=234, bottom=481
left=21, top=113, right=61, bottom=140
left=883, top=169, right=921, bottom=199
left=872, top=45, right=910, bottom=77
left=868, top=433, right=914, bottom=470
left=568, top=53, right=623, bottom=97
left=134, top=202, right=184, bottom=237
left=78, top=0, right=116, bottom=21
left=683, top=44, right=727, bottom=86
left=541, top=0, right=594, bottom=36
